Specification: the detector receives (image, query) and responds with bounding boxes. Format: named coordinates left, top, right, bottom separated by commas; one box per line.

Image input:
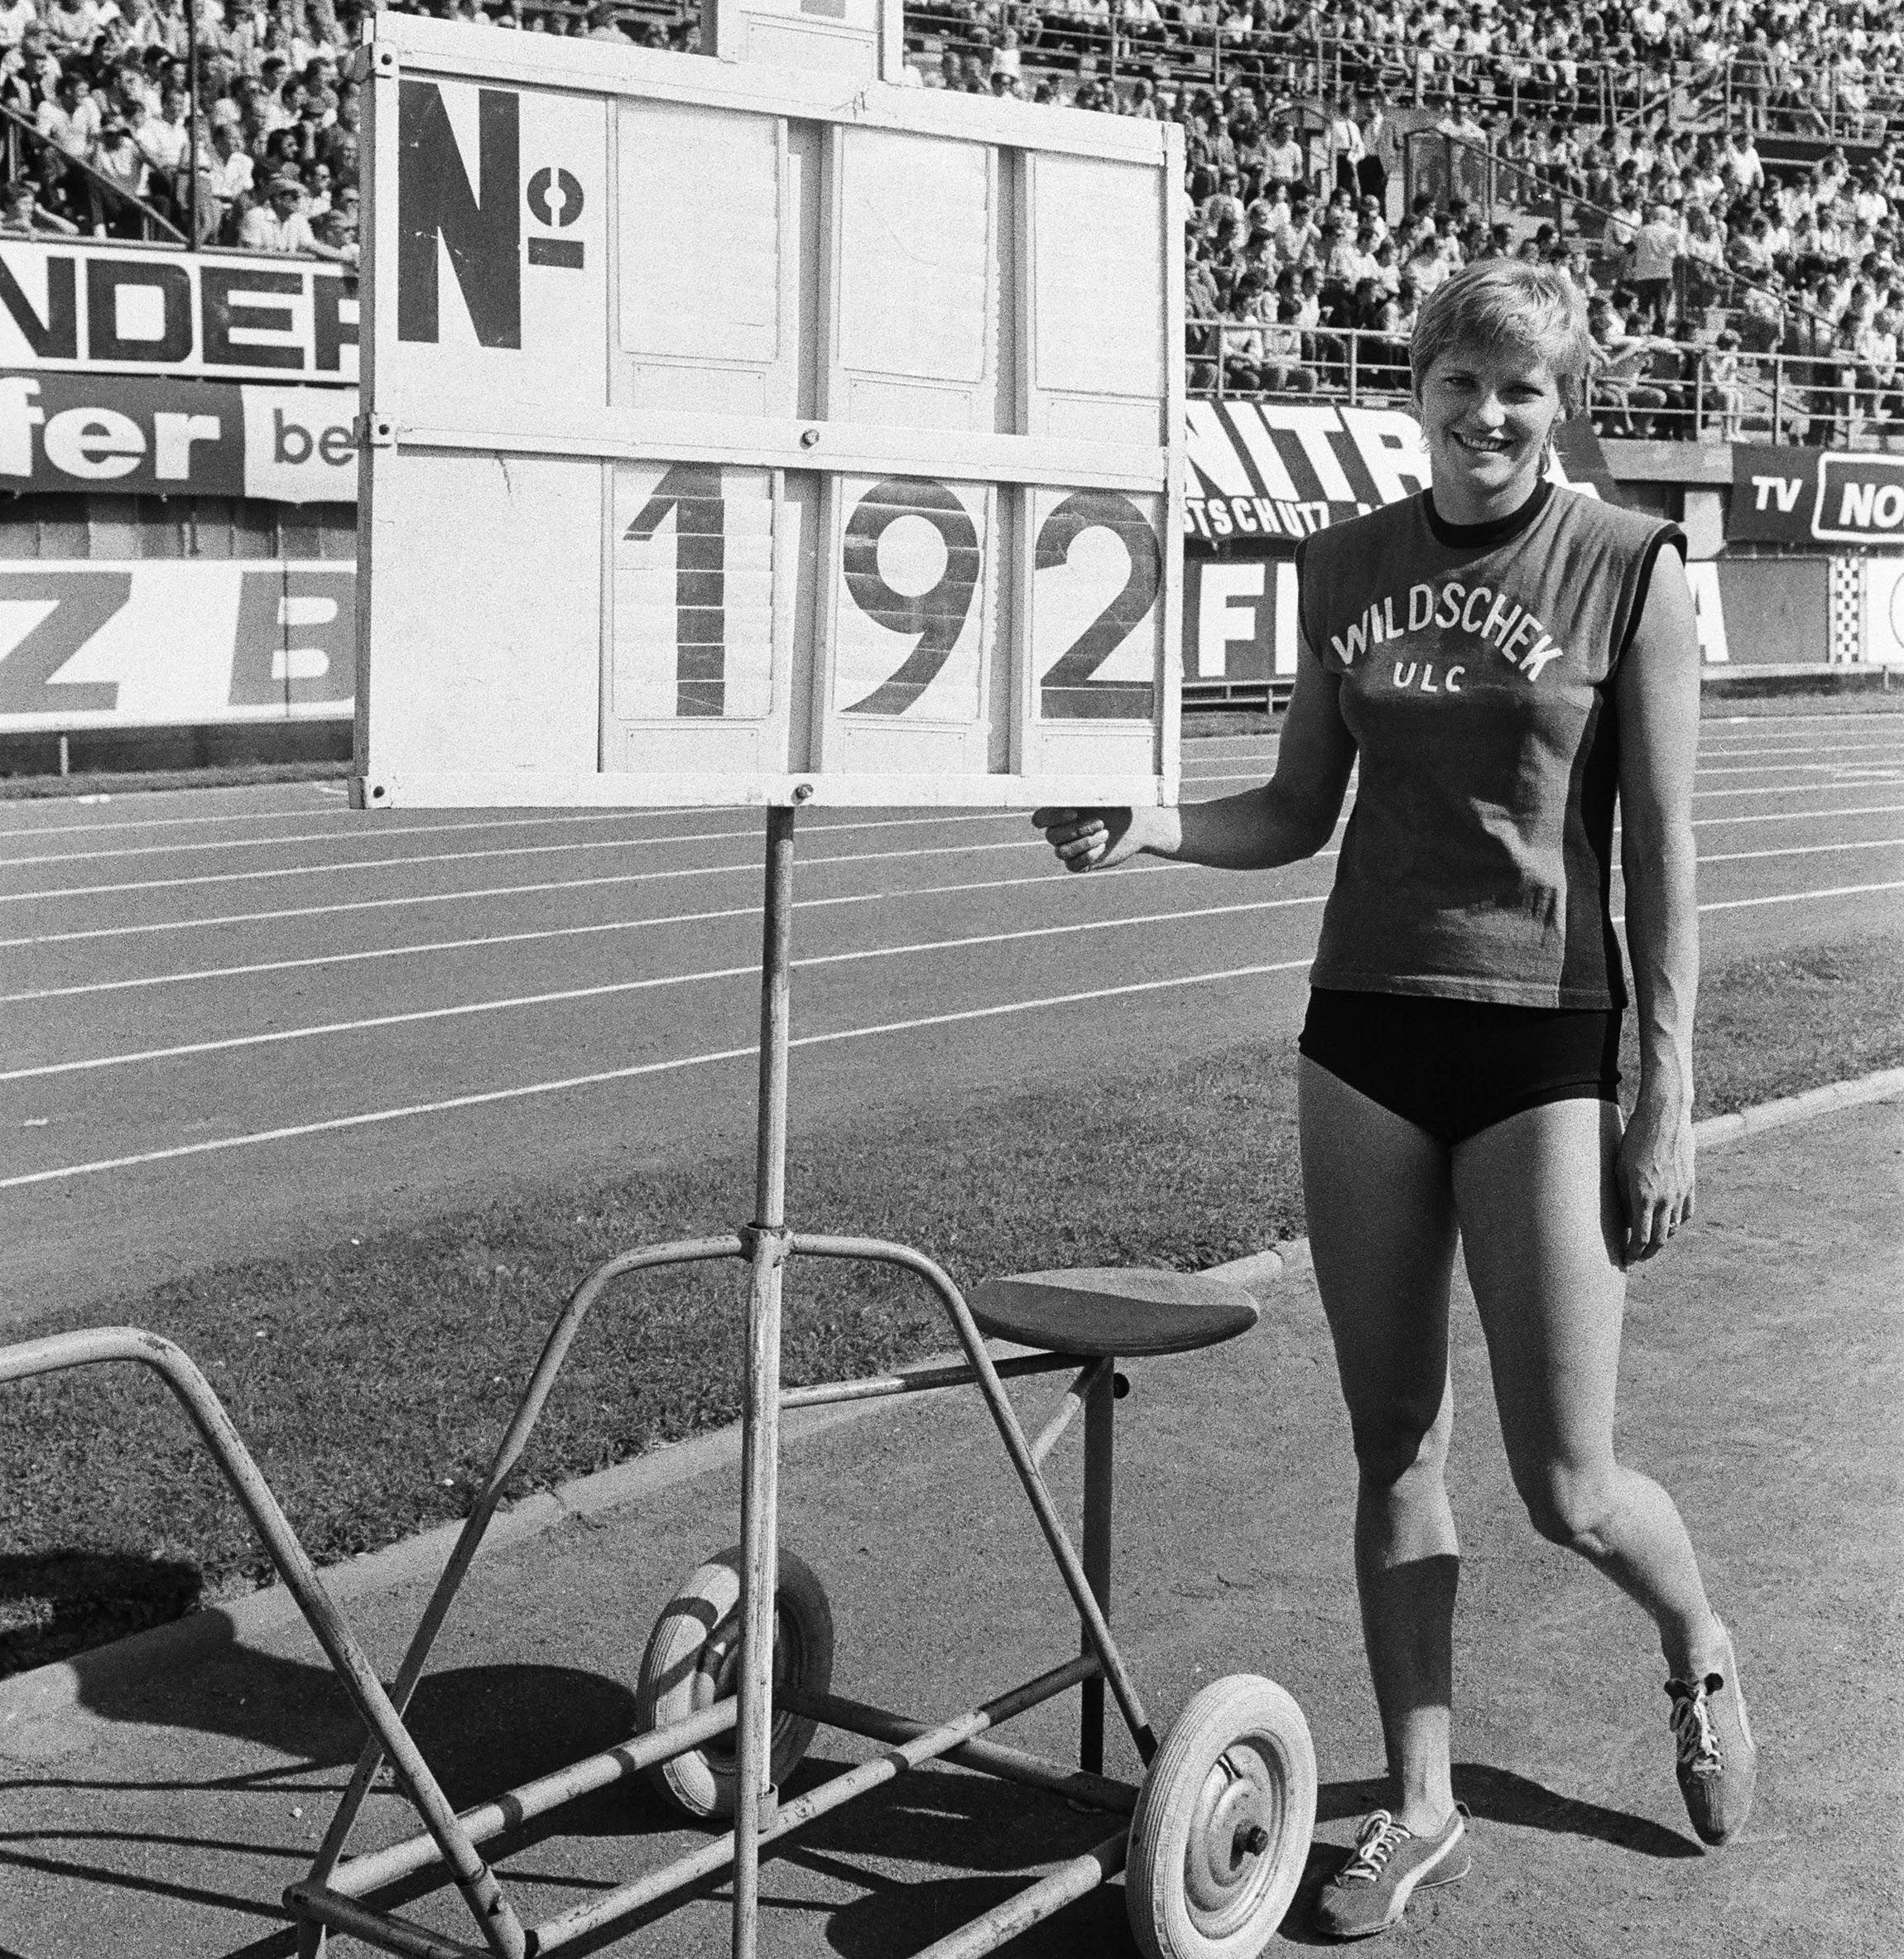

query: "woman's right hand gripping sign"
left=1030, top=807, right=1147, bottom=874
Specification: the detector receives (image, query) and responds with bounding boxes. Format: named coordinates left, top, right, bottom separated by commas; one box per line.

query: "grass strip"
left=2, top=931, right=1900, bottom=1674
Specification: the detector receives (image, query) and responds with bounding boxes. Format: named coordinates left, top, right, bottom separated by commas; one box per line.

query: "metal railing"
left=1713, top=51, right=1904, bottom=144
left=900, top=5, right=1904, bottom=147
left=901, top=10, right=1752, bottom=129
left=0, top=101, right=187, bottom=245
left=1400, top=131, right=1839, bottom=351
left=1188, top=320, right=1416, bottom=407
left=1188, top=319, right=1899, bottom=447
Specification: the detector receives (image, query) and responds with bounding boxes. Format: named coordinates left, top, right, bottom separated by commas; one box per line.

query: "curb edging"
left=1692, top=1066, right=1904, bottom=1148
left=1, top=1247, right=1296, bottom=1740
left=5, top=1063, right=1900, bottom=1741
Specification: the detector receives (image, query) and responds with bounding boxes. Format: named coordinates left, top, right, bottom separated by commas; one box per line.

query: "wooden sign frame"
left=353, top=12, right=1184, bottom=810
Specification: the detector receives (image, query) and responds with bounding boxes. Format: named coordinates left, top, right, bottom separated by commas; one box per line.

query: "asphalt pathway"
left=2, top=712, right=1902, bottom=1324
left=0, top=1091, right=1897, bottom=1959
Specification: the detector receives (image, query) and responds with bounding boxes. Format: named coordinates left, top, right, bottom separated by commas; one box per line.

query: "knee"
left=1349, top=1403, right=1452, bottom=1492
left=1516, top=1461, right=1617, bottom=1553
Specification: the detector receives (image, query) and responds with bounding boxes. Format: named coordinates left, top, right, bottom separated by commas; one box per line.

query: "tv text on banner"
left=1729, top=446, right=1904, bottom=547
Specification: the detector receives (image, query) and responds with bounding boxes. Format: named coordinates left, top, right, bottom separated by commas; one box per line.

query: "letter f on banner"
left=397, top=81, right=522, bottom=348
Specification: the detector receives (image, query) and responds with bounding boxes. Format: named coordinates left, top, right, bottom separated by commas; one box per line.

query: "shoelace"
left=1666, top=1675, right=1725, bottom=1775
left=1338, top=1810, right=1414, bottom=1884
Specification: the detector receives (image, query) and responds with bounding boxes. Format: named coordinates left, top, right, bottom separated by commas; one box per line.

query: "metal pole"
left=733, top=801, right=797, bottom=1959
left=1078, top=1363, right=1115, bottom=1774
left=188, top=0, right=199, bottom=243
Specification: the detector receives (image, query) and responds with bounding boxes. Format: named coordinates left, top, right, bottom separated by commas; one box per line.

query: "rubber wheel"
left=633, top=1545, right=834, bottom=1821
left=1126, top=1674, right=1318, bottom=1959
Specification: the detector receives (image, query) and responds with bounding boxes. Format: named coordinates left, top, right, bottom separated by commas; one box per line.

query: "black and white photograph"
left=0, top=2, right=1898, bottom=1954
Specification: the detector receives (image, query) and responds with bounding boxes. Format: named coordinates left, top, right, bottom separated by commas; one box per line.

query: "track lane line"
left=0, top=840, right=1103, bottom=947
left=0, top=832, right=1054, bottom=907
left=2, top=792, right=1892, bottom=960
left=7, top=845, right=1900, bottom=1085
left=0, top=805, right=365, bottom=840
left=0, top=894, right=1335, bottom=1082
left=7, top=877, right=1902, bottom=1191
left=0, top=814, right=1034, bottom=898
left=0, top=808, right=656, bottom=850
left=0, top=806, right=1022, bottom=872
left=0, top=958, right=1318, bottom=1191
left=1183, top=763, right=1904, bottom=795
left=10, top=816, right=1899, bottom=1005
left=0, top=858, right=1201, bottom=1004
left=1185, top=736, right=1904, bottom=768
left=1694, top=835, right=1904, bottom=865
left=1692, top=878, right=1904, bottom=912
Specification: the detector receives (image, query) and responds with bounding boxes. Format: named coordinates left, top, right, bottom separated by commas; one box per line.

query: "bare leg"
left=1300, top=1057, right=1461, bottom=1835
left=1453, top=1100, right=1726, bottom=1680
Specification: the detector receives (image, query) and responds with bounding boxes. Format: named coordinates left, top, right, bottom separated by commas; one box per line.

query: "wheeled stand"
left=0, top=807, right=1317, bottom=1959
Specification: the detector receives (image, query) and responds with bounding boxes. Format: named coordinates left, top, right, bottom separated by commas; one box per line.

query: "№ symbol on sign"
left=624, top=463, right=728, bottom=717
left=841, top=479, right=981, bottom=716
left=1035, top=491, right=1161, bottom=720
left=526, top=165, right=586, bottom=269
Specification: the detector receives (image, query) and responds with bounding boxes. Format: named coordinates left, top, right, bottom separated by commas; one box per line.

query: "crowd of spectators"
left=0, top=0, right=697, bottom=252
left=910, top=12, right=1904, bottom=437
left=1145, top=78, right=1904, bottom=435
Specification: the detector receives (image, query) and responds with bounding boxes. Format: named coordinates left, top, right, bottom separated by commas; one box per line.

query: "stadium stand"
left=7, top=0, right=1904, bottom=441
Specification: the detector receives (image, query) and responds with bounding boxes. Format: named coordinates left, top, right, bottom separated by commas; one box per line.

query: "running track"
left=3, top=711, right=1902, bottom=1325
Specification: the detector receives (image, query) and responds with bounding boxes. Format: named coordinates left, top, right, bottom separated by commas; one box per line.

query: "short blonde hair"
left=1411, top=258, right=1593, bottom=414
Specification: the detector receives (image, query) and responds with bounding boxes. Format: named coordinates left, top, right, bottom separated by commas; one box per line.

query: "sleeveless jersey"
left=1295, top=481, right=1684, bottom=1010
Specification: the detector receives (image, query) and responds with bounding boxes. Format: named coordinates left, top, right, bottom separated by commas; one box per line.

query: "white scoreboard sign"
left=353, top=15, right=1183, bottom=810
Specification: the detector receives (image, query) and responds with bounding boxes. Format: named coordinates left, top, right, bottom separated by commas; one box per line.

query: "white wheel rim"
left=1180, top=1737, right=1291, bottom=1937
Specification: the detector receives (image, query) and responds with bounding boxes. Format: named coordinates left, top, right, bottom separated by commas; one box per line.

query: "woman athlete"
left=1034, top=258, right=1755, bottom=1940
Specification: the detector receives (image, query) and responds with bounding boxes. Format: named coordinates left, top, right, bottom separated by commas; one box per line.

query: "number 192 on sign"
left=609, top=464, right=1165, bottom=738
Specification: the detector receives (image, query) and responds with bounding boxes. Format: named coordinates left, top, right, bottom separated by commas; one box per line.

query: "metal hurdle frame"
left=2, top=805, right=1185, bottom=1959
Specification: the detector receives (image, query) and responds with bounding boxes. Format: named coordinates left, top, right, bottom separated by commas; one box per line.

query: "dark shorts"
left=1298, top=988, right=1621, bottom=1146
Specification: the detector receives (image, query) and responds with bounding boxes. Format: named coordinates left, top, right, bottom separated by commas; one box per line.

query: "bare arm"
left=1033, top=634, right=1357, bottom=873
left=1613, top=542, right=1701, bottom=1264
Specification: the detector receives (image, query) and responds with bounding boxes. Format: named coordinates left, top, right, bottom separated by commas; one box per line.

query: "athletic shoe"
left=1311, top=1804, right=1470, bottom=1940
left=1666, top=1626, right=1757, bottom=1846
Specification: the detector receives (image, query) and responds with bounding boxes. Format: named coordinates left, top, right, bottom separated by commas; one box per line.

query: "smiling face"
left=1416, top=339, right=1565, bottom=522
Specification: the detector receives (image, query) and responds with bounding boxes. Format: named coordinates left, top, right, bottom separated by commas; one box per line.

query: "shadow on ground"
left=12, top=1624, right=1703, bottom=1957
left=0, top=1551, right=202, bottom=1677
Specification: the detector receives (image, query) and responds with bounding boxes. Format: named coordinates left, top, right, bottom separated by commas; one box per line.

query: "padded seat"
left=969, top=1268, right=1260, bottom=1359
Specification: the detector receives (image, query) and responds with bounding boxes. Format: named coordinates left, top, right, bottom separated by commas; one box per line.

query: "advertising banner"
left=1185, top=400, right=1618, bottom=547
left=0, top=241, right=358, bottom=383
left=0, top=370, right=354, bottom=501
left=1857, top=556, right=1904, bottom=663
left=0, top=561, right=354, bottom=731
left=1183, top=554, right=1296, bottom=683
left=1729, top=445, right=1904, bottom=548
